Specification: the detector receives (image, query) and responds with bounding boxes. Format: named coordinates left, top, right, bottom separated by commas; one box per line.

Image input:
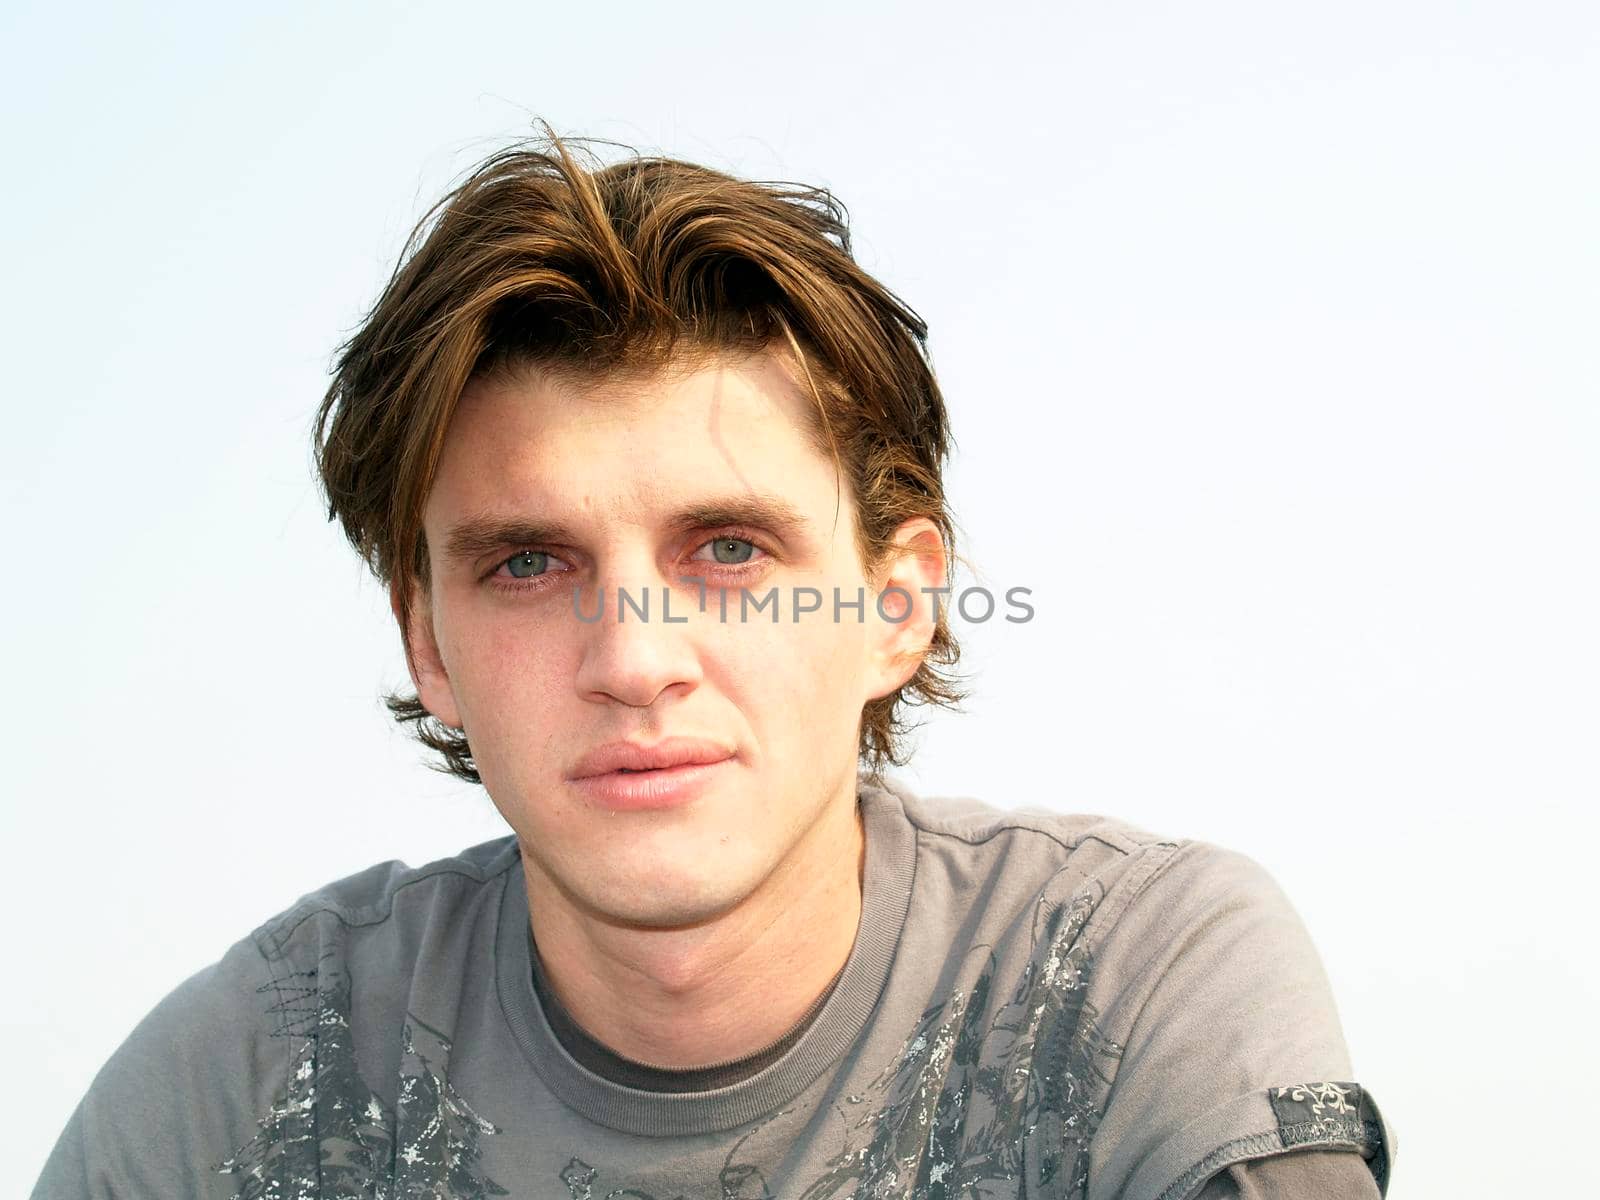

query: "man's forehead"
left=441, top=348, right=834, bottom=484
left=426, top=346, right=850, bottom=564
left=482, top=344, right=807, bottom=412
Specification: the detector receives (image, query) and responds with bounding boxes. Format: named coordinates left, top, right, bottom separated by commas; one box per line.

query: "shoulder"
left=868, top=774, right=1306, bottom=940
left=95, top=833, right=523, bottom=1068
left=850, top=780, right=1397, bottom=1199
left=250, top=834, right=521, bottom=959
left=873, top=771, right=1180, bottom=854
left=868, top=773, right=1212, bottom=923
left=1061, top=834, right=1396, bottom=1200
left=32, top=834, right=524, bottom=1199
left=83, top=832, right=521, bottom=1067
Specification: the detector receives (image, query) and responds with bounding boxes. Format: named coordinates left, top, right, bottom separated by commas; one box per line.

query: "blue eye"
left=709, top=538, right=756, bottom=565
left=505, top=551, right=548, bottom=579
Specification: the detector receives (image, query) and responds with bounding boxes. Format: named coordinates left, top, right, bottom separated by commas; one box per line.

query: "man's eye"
left=700, top=537, right=759, bottom=566
left=504, top=550, right=551, bottom=579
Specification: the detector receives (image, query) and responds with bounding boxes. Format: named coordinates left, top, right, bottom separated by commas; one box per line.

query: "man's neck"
left=521, top=790, right=867, bottom=1069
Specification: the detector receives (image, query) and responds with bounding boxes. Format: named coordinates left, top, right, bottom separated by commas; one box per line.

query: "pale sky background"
left=4, top=1, right=1596, bottom=1194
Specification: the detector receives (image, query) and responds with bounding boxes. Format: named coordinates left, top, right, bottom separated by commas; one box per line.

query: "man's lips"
left=568, top=736, right=736, bottom=780
left=569, top=757, right=734, bottom=811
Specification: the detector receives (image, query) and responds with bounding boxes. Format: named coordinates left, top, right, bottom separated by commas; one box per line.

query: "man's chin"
left=592, top=863, right=770, bottom=928
left=521, top=819, right=782, bottom=932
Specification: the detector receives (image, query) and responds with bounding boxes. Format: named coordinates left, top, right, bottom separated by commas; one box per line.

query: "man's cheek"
left=758, top=630, right=849, bottom=707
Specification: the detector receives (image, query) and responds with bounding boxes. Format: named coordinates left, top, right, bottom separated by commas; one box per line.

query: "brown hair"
left=313, top=122, right=967, bottom=789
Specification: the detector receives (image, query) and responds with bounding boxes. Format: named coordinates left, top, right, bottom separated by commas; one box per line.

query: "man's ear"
left=390, top=578, right=464, bottom=730
left=864, top=518, right=948, bottom=703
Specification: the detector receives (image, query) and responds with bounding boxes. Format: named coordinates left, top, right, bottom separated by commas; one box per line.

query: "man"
left=33, top=127, right=1395, bottom=1199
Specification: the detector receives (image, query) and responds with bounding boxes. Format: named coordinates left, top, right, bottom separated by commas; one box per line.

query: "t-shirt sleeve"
left=30, top=936, right=287, bottom=1200
left=1191, top=1146, right=1383, bottom=1199
left=1079, top=841, right=1396, bottom=1200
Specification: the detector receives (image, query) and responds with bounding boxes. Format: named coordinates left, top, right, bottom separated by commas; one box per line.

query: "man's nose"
left=570, top=570, right=704, bottom=708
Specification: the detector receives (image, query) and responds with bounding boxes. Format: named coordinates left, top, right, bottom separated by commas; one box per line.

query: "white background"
left=4, top=2, right=1595, bottom=1194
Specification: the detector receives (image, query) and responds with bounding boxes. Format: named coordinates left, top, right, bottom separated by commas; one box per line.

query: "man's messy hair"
left=313, top=120, right=967, bottom=789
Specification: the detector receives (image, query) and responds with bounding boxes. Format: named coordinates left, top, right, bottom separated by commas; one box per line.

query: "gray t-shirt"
left=32, top=775, right=1396, bottom=1199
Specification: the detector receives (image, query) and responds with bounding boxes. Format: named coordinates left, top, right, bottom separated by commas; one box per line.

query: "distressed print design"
left=216, top=959, right=507, bottom=1199
left=556, top=881, right=1123, bottom=1200
left=1272, top=1083, right=1355, bottom=1121
left=393, top=1016, right=509, bottom=1198
left=560, top=1109, right=797, bottom=1200
left=1267, top=1080, right=1389, bottom=1191
left=798, top=884, right=1120, bottom=1200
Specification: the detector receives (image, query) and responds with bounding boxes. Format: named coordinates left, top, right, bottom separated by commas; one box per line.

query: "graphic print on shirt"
left=1268, top=1081, right=1390, bottom=1193
left=560, top=1108, right=796, bottom=1200
left=215, top=958, right=509, bottom=1200
left=559, top=875, right=1124, bottom=1200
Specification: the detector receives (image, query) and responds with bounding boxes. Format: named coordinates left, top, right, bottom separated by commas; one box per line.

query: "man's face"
left=403, top=348, right=936, bottom=930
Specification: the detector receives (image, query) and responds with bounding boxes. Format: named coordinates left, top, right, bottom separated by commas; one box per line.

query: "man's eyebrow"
left=439, top=494, right=814, bottom=567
